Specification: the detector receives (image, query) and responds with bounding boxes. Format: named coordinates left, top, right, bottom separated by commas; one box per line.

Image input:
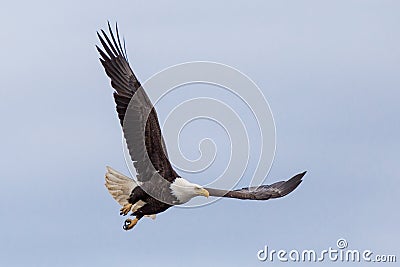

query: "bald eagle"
left=96, top=23, right=306, bottom=231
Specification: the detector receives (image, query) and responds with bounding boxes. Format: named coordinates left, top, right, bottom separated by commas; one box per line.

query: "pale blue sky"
left=0, top=1, right=399, bottom=266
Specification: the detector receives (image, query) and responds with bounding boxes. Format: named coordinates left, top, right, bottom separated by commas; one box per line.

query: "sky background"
left=1, top=0, right=399, bottom=266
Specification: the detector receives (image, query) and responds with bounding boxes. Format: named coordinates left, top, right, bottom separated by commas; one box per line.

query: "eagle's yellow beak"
left=199, top=188, right=210, bottom=198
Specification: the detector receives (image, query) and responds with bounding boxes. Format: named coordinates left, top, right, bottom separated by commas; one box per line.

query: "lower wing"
left=205, top=171, right=306, bottom=200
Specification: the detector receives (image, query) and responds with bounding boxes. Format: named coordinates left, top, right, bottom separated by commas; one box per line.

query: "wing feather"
left=97, top=23, right=177, bottom=183
left=205, top=171, right=306, bottom=200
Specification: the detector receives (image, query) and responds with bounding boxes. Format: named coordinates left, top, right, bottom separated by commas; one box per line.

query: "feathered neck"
left=170, top=178, right=199, bottom=204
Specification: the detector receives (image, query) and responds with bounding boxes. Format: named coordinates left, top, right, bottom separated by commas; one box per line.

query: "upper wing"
left=205, top=171, right=306, bottom=200
left=96, top=22, right=177, bottom=183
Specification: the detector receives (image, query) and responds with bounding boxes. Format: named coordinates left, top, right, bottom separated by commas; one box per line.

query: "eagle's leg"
left=122, top=202, right=160, bottom=231
left=120, top=203, right=133, bottom=216
left=121, top=187, right=145, bottom=216
left=123, top=216, right=141, bottom=231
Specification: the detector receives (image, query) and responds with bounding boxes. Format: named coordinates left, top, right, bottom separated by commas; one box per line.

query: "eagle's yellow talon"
left=120, top=203, right=132, bottom=216
left=123, top=218, right=139, bottom=231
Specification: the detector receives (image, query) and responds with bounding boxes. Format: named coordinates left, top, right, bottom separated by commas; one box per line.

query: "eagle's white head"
left=170, top=178, right=210, bottom=204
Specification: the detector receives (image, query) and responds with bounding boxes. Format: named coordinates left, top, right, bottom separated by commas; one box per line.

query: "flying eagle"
left=96, top=23, right=306, bottom=231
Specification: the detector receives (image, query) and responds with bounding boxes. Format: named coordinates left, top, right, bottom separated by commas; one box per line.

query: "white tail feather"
left=105, top=166, right=138, bottom=206
left=105, top=166, right=156, bottom=220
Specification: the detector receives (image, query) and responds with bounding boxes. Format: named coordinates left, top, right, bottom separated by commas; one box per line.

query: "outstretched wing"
left=205, top=171, right=306, bottom=200
left=96, top=22, right=177, bottom=183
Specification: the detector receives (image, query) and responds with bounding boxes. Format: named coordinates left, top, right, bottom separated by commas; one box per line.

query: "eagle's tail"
left=105, top=166, right=138, bottom=206
left=104, top=167, right=156, bottom=220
